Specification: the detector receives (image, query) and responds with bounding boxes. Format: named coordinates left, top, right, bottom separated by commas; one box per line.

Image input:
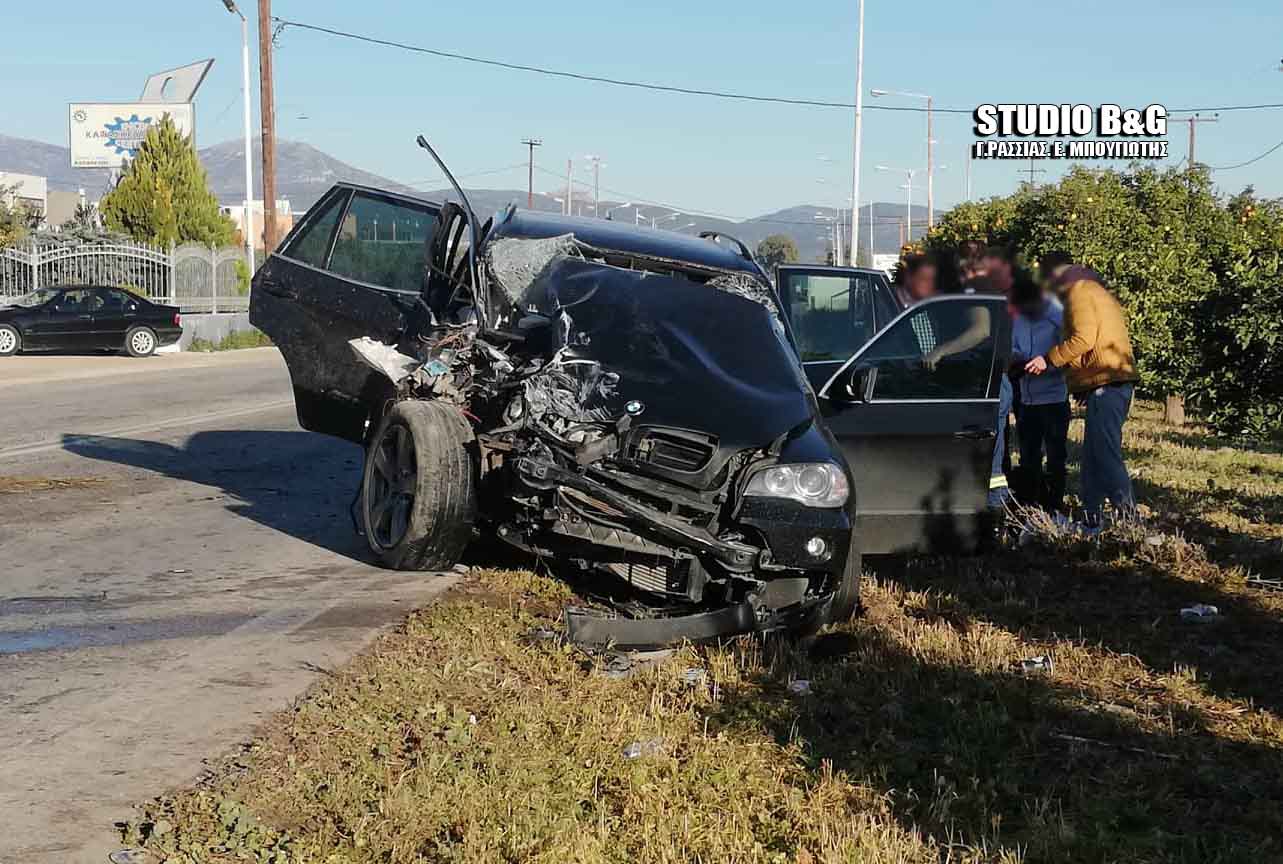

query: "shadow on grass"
left=710, top=601, right=1283, bottom=862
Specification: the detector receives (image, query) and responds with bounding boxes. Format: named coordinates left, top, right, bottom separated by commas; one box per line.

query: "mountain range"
left=1, top=133, right=934, bottom=263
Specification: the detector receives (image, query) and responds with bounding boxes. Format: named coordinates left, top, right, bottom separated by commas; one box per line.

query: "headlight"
left=744, top=463, right=849, bottom=508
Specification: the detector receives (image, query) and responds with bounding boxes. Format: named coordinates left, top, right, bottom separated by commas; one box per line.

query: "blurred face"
left=1017, top=293, right=1046, bottom=319
left=983, top=256, right=1013, bottom=293
left=1044, top=263, right=1072, bottom=296
left=906, top=264, right=938, bottom=301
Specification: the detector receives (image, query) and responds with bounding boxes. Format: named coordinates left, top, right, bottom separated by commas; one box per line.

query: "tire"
left=125, top=326, right=157, bottom=358
left=0, top=324, right=19, bottom=357
left=827, top=537, right=862, bottom=624
left=361, top=400, right=477, bottom=571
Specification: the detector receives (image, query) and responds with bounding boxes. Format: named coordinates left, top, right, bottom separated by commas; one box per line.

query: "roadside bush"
left=928, top=166, right=1283, bottom=438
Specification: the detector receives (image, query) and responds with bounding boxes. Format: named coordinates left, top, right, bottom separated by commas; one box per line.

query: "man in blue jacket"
left=1009, top=276, right=1069, bottom=513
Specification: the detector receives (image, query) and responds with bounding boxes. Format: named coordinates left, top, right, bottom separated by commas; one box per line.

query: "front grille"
left=633, top=428, right=717, bottom=473
left=608, top=561, right=672, bottom=595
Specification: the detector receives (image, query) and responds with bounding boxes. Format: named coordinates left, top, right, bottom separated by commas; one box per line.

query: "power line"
left=1208, top=137, right=1283, bottom=170
left=532, top=164, right=906, bottom=226
left=272, top=17, right=1283, bottom=118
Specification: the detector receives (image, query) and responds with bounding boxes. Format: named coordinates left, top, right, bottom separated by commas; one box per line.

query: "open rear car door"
left=816, top=295, right=1010, bottom=554
left=250, top=186, right=442, bottom=442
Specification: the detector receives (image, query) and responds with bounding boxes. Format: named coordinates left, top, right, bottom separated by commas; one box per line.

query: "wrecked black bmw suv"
left=252, top=153, right=1007, bottom=646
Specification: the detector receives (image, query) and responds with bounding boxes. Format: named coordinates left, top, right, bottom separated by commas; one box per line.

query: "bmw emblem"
left=625, top=400, right=645, bottom=416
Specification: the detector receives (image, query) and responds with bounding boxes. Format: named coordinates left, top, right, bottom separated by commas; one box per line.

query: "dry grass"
left=124, top=403, right=1283, bottom=863
left=0, top=475, right=108, bottom=494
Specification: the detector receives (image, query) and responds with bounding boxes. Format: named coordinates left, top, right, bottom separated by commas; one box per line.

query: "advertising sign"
left=68, top=103, right=195, bottom=168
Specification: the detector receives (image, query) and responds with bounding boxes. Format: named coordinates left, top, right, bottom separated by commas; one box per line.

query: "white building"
left=0, top=172, right=49, bottom=220
left=220, top=199, right=294, bottom=249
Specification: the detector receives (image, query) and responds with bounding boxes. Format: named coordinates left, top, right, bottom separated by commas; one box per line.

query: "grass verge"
left=124, top=405, right=1283, bottom=862
left=187, top=329, right=273, bottom=352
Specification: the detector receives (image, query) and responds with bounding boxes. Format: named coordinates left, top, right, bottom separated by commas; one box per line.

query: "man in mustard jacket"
left=1024, top=252, right=1140, bottom=525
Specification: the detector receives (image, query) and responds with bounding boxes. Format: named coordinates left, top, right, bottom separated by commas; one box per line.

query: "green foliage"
left=100, top=116, right=235, bottom=248
left=188, top=328, right=272, bottom=352
left=755, top=233, right=799, bottom=270
left=928, top=165, right=1283, bottom=438
left=0, top=184, right=30, bottom=249
left=234, top=259, right=251, bottom=296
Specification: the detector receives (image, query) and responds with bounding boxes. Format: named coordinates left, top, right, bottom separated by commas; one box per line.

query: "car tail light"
left=173, top=313, right=182, bottom=327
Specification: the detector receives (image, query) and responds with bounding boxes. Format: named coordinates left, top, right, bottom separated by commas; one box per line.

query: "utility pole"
left=1022, top=156, right=1045, bottom=187
left=848, top=0, right=865, bottom=266
left=965, top=150, right=972, bottom=202
left=565, top=159, right=573, bottom=215
left=221, top=1, right=255, bottom=274
left=257, top=0, right=278, bottom=252
left=926, top=95, right=934, bottom=229
left=1169, top=112, right=1219, bottom=172
left=585, top=155, right=602, bottom=217
left=521, top=138, right=542, bottom=208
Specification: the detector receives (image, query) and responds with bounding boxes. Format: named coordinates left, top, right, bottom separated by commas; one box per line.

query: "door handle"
left=953, top=425, right=994, bottom=440
left=77, top=314, right=93, bottom=320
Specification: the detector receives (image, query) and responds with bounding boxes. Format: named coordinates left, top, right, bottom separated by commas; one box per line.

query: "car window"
left=53, top=289, right=93, bottom=312
left=859, top=300, right=997, bottom=400
left=783, top=271, right=879, bottom=362
left=100, top=289, right=137, bottom=312
left=327, top=194, right=439, bottom=292
left=284, top=192, right=346, bottom=268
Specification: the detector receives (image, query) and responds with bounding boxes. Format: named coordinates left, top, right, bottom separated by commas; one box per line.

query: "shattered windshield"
left=4, top=288, right=60, bottom=308
left=482, top=232, right=777, bottom=323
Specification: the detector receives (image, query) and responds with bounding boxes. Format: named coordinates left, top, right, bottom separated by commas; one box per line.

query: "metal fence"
left=0, top=240, right=251, bottom=313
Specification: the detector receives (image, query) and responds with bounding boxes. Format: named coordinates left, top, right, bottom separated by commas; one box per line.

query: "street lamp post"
left=222, top=0, right=255, bottom=274
left=871, top=88, right=934, bottom=229
left=877, top=165, right=916, bottom=244
left=849, top=0, right=865, bottom=266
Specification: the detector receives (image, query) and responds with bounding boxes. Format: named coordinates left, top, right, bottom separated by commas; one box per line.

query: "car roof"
left=489, top=208, right=762, bottom=276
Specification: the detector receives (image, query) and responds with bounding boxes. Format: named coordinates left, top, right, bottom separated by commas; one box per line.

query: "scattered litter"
left=423, top=358, right=451, bottom=377
left=622, top=737, right=665, bottom=759
left=109, top=850, right=148, bottom=864
left=681, top=667, right=706, bottom=687
left=451, top=563, right=470, bottom=574
left=1144, top=534, right=1165, bottom=547
left=168, top=568, right=189, bottom=575
left=787, top=679, right=812, bottom=696
left=1180, top=604, right=1220, bottom=622
left=1018, top=655, right=1054, bottom=674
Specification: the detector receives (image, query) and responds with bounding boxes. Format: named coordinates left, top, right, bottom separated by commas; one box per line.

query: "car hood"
left=516, top=256, right=816, bottom=457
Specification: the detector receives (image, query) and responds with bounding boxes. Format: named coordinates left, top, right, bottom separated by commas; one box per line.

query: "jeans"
left=1017, top=401, right=1070, bottom=513
left=1081, top=383, right=1135, bottom=523
left=987, top=376, right=1014, bottom=509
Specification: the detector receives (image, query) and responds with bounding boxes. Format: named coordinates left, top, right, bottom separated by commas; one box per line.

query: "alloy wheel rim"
left=0, top=329, right=14, bottom=353
left=131, top=330, right=154, bottom=354
left=368, top=423, right=417, bottom=549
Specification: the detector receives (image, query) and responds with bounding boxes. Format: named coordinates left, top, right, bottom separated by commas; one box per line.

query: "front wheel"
left=125, top=326, right=157, bottom=357
left=361, top=400, right=477, bottom=571
left=0, top=324, right=19, bottom=356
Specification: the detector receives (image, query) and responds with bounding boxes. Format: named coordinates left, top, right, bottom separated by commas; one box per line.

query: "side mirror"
left=843, top=366, right=877, bottom=403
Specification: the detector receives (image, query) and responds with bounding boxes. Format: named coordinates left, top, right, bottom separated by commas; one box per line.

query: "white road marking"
left=0, top=399, right=295, bottom=461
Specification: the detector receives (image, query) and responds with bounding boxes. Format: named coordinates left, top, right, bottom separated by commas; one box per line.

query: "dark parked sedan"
left=0, top=286, right=182, bottom=357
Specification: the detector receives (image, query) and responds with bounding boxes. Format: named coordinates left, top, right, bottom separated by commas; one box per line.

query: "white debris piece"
left=348, top=337, right=422, bottom=384
left=1180, top=604, right=1220, bottom=622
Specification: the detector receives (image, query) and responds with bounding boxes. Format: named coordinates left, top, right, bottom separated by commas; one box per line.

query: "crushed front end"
left=360, top=210, right=857, bottom=647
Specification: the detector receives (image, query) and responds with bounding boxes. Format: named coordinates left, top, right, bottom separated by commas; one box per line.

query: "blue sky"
left=5, top=0, right=1282, bottom=218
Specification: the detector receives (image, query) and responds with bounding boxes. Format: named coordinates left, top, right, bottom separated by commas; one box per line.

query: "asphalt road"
left=0, top=349, right=457, bottom=862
